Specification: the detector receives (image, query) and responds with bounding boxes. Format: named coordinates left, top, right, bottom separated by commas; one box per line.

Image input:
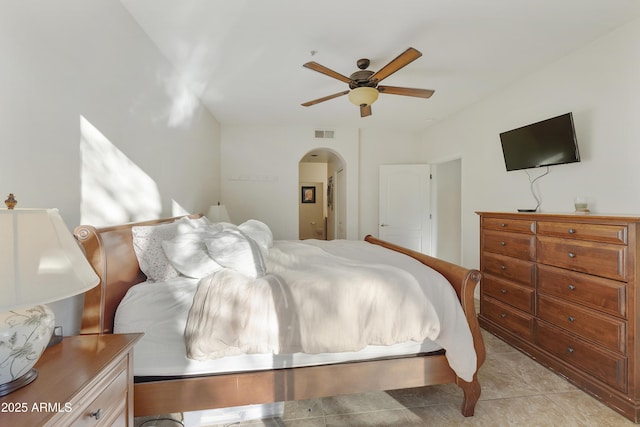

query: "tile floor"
left=134, top=328, right=636, bottom=426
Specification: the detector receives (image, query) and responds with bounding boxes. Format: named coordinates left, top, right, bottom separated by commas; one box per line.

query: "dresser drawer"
left=537, top=221, right=627, bottom=245
left=537, top=264, right=626, bottom=318
left=483, top=217, right=536, bottom=234
left=482, top=296, right=534, bottom=340
left=70, top=358, right=128, bottom=426
left=483, top=252, right=535, bottom=287
left=535, top=321, right=627, bottom=392
left=484, top=275, right=535, bottom=313
left=537, top=294, right=626, bottom=354
left=537, top=236, right=627, bottom=281
left=483, top=230, right=536, bottom=261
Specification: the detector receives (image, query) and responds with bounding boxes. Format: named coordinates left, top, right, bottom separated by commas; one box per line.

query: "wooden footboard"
left=74, top=217, right=484, bottom=418
left=364, top=235, right=486, bottom=370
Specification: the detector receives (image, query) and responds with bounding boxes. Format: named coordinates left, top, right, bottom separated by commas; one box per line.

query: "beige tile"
left=385, top=384, right=462, bottom=408
left=281, top=399, right=324, bottom=420
left=544, top=391, right=637, bottom=426
left=405, top=402, right=484, bottom=426
left=480, top=329, right=518, bottom=355
left=280, top=418, right=327, bottom=427
left=468, top=394, right=575, bottom=426
left=320, top=391, right=405, bottom=416
left=478, top=349, right=576, bottom=400
left=324, top=408, right=413, bottom=427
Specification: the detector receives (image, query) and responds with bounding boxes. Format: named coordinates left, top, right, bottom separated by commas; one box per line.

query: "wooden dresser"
left=0, top=333, right=141, bottom=426
left=477, top=212, right=640, bottom=422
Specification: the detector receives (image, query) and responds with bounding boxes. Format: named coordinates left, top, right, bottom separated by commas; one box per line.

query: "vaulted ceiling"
left=121, top=0, right=640, bottom=132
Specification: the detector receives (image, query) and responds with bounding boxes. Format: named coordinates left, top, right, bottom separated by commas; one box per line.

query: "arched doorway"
left=298, top=149, right=346, bottom=240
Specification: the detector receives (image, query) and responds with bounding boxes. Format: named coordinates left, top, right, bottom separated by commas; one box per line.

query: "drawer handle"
left=90, top=408, right=102, bottom=420
left=500, top=223, right=507, bottom=227
left=567, top=347, right=574, bottom=354
left=500, top=313, right=507, bottom=318
left=500, top=241, right=506, bottom=246
left=568, top=284, right=576, bottom=291
left=568, top=228, right=576, bottom=234
left=500, top=289, right=507, bottom=294
left=568, top=316, right=575, bottom=322
left=500, top=265, right=507, bottom=270
left=568, top=252, right=576, bottom=258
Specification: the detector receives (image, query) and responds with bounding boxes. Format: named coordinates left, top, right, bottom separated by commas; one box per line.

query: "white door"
left=379, top=164, right=431, bottom=253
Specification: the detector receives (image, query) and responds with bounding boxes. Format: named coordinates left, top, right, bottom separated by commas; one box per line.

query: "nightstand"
left=0, top=333, right=141, bottom=426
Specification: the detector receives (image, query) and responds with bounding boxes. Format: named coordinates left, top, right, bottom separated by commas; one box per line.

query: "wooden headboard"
left=74, top=214, right=202, bottom=334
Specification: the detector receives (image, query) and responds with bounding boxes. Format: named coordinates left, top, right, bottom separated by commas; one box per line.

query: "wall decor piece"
left=301, top=186, right=316, bottom=203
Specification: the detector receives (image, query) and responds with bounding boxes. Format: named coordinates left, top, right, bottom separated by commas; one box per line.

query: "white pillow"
left=182, top=216, right=210, bottom=229
left=132, top=222, right=181, bottom=281
left=131, top=216, right=209, bottom=281
left=162, top=231, right=223, bottom=279
left=204, top=230, right=266, bottom=279
left=238, top=220, right=273, bottom=256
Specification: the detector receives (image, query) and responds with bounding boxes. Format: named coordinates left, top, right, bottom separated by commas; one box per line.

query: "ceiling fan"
left=301, top=47, right=434, bottom=117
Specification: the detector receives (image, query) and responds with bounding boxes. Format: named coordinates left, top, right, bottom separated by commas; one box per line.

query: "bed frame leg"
left=457, top=377, right=481, bottom=417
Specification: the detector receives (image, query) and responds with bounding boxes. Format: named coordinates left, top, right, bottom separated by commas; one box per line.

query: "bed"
left=73, top=214, right=485, bottom=418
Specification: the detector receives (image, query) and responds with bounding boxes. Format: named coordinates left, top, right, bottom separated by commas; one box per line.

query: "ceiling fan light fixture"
left=348, top=87, right=379, bottom=107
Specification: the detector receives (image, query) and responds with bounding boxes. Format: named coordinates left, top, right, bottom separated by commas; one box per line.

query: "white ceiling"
left=120, top=0, right=640, bottom=132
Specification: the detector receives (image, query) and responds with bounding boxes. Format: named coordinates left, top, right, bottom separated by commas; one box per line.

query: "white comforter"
left=185, top=240, right=477, bottom=382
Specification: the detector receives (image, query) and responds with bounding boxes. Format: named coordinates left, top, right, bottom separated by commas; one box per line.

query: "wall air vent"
left=314, top=130, right=335, bottom=139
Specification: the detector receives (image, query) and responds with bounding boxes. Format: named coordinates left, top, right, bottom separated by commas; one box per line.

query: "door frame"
left=430, top=157, right=462, bottom=264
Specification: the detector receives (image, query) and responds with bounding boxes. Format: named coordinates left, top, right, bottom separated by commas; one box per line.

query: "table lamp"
left=0, top=194, right=100, bottom=396
left=206, top=202, right=230, bottom=223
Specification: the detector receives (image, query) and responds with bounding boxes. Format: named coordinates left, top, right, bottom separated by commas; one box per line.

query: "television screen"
left=500, top=113, right=580, bottom=171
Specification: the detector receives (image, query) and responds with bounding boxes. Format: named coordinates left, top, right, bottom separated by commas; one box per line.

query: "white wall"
left=420, top=17, right=640, bottom=269
left=221, top=126, right=359, bottom=240
left=1, top=1, right=221, bottom=334
left=358, top=128, right=423, bottom=237
left=1, top=1, right=221, bottom=228
left=221, top=126, right=424, bottom=241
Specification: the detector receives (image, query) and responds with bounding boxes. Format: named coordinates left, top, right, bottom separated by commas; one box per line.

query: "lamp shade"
left=206, top=204, right=231, bottom=223
left=348, top=87, right=379, bottom=107
left=0, top=209, right=100, bottom=311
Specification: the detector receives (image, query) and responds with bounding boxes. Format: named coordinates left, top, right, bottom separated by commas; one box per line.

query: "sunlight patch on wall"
left=80, top=116, right=161, bottom=226
left=171, top=199, right=190, bottom=217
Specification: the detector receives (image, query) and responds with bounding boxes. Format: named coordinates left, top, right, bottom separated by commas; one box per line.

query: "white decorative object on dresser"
left=477, top=212, right=640, bottom=422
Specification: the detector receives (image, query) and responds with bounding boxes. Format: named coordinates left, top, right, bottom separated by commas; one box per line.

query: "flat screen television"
left=500, top=112, right=580, bottom=171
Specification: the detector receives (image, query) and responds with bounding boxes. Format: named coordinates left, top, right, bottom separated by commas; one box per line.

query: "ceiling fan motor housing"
left=348, top=70, right=376, bottom=89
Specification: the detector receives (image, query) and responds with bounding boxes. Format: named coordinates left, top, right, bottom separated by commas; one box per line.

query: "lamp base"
left=0, top=305, right=55, bottom=394
left=0, top=369, right=38, bottom=397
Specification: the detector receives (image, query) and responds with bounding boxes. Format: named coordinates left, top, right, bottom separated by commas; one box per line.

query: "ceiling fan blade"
left=377, top=85, right=435, bottom=98
left=301, top=90, right=350, bottom=107
left=303, top=62, right=353, bottom=84
left=369, top=47, right=422, bottom=83
left=360, top=104, right=372, bottom=117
